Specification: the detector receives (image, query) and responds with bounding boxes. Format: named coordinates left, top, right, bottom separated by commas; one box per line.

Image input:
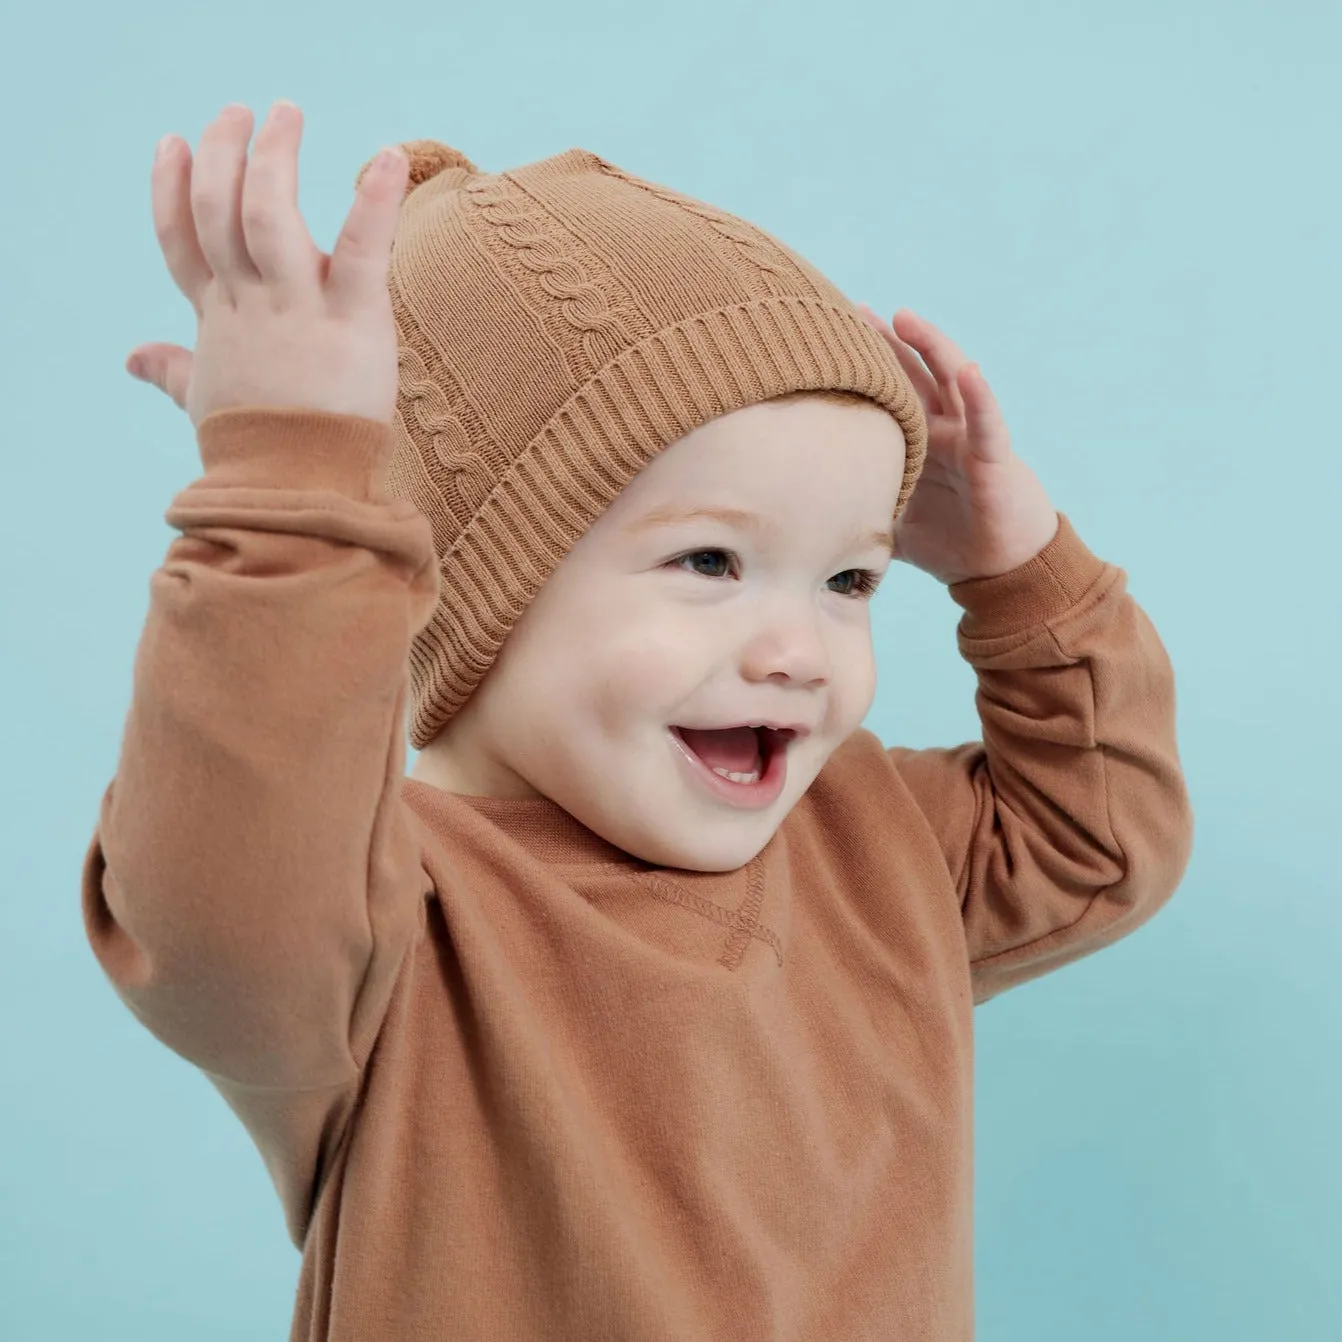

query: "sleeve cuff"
left=193, top=406, right=397, bottom=503
left=946, top=512, right=1113, bottom=640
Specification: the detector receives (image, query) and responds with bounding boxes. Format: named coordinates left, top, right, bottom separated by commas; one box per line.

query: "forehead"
left=573, top=395, right=905, bottom=562
left=627, top=394, right=905, bottom=495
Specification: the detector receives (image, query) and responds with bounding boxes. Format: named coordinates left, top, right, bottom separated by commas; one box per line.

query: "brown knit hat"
left=352, top=140, right=928, bottom=751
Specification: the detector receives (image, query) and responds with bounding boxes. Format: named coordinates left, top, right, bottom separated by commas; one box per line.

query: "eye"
left=829, top=569, right=883, bottom=599
left=671, top=550, right=883, bottom=599
left=673, top=549, right=736, bottom=579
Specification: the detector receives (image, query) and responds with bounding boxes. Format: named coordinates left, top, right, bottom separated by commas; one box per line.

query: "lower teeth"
left=711, top=766, right=761, bottom=784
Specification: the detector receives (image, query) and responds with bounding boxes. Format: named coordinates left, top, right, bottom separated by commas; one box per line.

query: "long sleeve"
left=886, top=512, right=1195, bottom=1005
left=80, top=406, right=440, bottom=1093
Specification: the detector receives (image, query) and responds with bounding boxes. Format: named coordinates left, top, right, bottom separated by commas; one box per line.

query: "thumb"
left=126, top=343, right=192, bottom=411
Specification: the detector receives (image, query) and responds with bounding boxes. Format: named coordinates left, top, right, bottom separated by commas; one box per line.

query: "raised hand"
left=126, top=101, right=408, bottom=427
left=860, top=305, right=1059, bottom=586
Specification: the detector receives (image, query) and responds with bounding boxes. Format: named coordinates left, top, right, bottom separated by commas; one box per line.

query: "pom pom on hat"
left=401, top=140, right=479, bottom=185
left=354, top=139, right=479, bottom=195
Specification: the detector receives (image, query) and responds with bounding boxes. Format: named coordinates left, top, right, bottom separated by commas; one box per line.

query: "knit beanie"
left=352, top=141, right=929, bottom=751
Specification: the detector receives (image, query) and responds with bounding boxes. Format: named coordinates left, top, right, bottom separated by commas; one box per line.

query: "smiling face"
left=410, top=392, right=907, bottom=871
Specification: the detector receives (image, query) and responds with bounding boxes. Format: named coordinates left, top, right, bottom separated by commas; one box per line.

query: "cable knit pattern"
left=594, top=159, right=796, bottom=298
left=389, top=291, right=495, bottom=530
left=465, top=175, right=633, bottom=373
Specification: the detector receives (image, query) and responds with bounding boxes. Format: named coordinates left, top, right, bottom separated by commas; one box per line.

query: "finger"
left=858, top=304, right=942, bottom=415
left=151, top=136, right=213, bottom=313
left=892, top=310, right=966, bottom=418
left=241, top=101, right=320, bottom=283
left=958, top=363, right=1011, bottom=464
left=127, top=343, right=193, bottom=411
left=325, top=147, right=407, bottom=314
left=858, top=303, right=940, bottom=408
left=191, top=104, right=261, bottom=295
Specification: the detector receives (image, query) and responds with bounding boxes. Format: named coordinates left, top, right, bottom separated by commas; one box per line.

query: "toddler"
left=84, top=100, right=1195, bottom=1340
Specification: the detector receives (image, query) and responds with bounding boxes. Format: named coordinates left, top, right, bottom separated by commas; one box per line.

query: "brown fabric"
left=82, top=411, right=1194, bottom=1341
left=351, top=140, right=929, bottom=749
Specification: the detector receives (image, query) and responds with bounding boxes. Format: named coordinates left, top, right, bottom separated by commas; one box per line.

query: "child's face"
left=413, top=394, right=906, bottom=872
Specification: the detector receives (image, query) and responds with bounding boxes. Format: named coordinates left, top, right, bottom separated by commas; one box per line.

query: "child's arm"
left=861, top=308, right=1194, bottom=1003
left=887, top=514, right=1194, bottom=1004
left=80, top=105, right=437, bottom=1099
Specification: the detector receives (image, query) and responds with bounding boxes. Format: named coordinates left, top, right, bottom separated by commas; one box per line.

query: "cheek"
left=844, top=638, right=878, bottom=717
left=583, top=615, right=710, bottom=730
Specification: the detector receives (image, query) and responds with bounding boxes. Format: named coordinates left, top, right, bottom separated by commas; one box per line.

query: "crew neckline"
left=401, top=777, right=644, bottom=866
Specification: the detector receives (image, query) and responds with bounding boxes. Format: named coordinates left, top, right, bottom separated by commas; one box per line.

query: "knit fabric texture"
left=352, top=141, right=929, bottom=751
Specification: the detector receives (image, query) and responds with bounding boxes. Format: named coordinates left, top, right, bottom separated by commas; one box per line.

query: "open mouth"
left=668, top=725, right=795, bottom=805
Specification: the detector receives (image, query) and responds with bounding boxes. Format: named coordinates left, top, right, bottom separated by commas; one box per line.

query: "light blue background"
left=3, top=1, right=1338, bottom=1338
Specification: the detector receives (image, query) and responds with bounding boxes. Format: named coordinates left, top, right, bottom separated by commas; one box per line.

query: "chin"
left=632, top=830, right=774, bottom=874
left=619, top=801, right=796, bottom=873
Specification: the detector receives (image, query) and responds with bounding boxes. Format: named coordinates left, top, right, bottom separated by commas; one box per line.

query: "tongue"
left=678, top=726, right=762, bottom=774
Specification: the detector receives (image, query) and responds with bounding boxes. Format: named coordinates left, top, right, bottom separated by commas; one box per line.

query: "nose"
left=738, top=596, right=832, bottom=688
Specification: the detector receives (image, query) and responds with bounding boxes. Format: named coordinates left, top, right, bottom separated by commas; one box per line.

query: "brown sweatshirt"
left=81, top=407, right=1194, bottom=1341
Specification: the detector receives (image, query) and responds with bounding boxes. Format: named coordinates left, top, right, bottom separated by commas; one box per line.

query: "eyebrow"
left=627, top=505, right=897, bottom=557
